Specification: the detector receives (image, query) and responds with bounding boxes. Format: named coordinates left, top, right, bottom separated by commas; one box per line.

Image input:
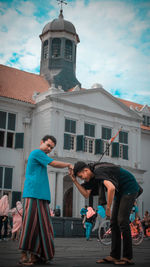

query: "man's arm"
left=72, top=177, right=91, bottom=198
left=69, top=170, right=91, bottom=198
left=103, top=180, right=115, bottom=218
left=49, top=160, right=73, bottom=169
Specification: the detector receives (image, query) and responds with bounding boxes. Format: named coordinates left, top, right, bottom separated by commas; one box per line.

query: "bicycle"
left=98, top=217, right=144, bottom=246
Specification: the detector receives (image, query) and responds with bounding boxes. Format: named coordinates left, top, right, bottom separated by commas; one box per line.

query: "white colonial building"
left=0, top=10, right=150, bottom=218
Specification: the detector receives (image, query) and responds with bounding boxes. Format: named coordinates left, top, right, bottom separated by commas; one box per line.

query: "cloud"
left=64, top=0, right=150, bottom=104
left=0, top=1, right=42, bottom=71
left=0, top=0, right=150, bottom=105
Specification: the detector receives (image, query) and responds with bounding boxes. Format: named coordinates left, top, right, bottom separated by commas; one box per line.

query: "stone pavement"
left=0, top=237, right=150, bottom=267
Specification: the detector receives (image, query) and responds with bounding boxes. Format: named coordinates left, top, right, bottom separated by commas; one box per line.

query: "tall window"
left=65, top=40, right=72, bottom=60
left=0, top=166, right=13, bottom=195
left=52, top=38, right=61, bottom=58
left=0, top=111, right=16, bottom=148
left=143, top=115, right=150, bottom=127
left=0, top=166, right=21, bottom=207
left=64, top=119, right=76, bottom=150
left=43, top=40, right=48, bottom=59
left=102, top=127, right=112, bottom=156
left=84, top=123, right=95, bottom=153
left=0, top=111, right=24, bottom=149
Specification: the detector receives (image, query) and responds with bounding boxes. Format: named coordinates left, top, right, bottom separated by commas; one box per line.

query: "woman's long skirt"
left=19, top=198, right=55, bottom=261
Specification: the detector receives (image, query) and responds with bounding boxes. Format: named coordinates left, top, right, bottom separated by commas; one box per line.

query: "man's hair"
left=73, top=161, right=89, bottom=177
left=42, top=135, right=57, bottom=145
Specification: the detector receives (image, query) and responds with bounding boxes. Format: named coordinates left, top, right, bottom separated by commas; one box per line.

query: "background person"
left=69, top=161, right=142, bottom=265
left=0, top=194, right=9, bottom=241
left=9, top=201, right=23, bottom=241
left=19, top=135, right=73, bottom=265
left=141, top=210, right=150, bottom=237
left=83, top=206, right=97, bottom=241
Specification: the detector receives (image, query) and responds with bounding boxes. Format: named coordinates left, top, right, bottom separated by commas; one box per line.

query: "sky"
left=0, top=0, right=150, bottom=105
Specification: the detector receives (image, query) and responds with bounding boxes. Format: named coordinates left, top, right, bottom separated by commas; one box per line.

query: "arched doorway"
left=63, top=187, right=73, bottom=217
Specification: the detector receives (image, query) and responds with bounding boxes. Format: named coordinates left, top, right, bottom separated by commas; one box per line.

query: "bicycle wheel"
left=131, top=221, right=144, bottom=246
left=98, top=219, right=111, bottom=246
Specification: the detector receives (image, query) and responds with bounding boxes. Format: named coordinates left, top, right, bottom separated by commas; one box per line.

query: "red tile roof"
left=0, top=64, right=49, bottom=104
left=0, top=64, right=150, bottom=131
left=118, top=98, right=145, bottom=111
left=118, top=98, right=150, bottom=131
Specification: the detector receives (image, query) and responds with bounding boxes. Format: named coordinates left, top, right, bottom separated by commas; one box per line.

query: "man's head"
left=73, top=161, right=94, bottom=182
left=40, top=135, right=57, bottom=154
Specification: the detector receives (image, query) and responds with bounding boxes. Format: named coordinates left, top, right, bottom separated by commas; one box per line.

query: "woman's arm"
left=103, top=180, right=115, bottom=218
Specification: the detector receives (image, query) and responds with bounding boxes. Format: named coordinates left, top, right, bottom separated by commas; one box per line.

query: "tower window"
left=52, top=38, right=61, bottom=57
left=65, top=40, right=72, bottom=60
left=43, top=40, right=48, bottom=59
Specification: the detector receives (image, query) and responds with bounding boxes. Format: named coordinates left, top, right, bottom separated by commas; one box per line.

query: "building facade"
left=0, top=10, right=150, bottom=217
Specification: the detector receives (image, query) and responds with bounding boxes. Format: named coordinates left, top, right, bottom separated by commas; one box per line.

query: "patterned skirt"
left=19, top=198, right=55, bottom=261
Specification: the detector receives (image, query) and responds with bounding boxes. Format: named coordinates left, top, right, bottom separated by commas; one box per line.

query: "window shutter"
left=123, top=145, right=128, bottom=160
left=64, top=133, right=71, bottom=150
left=71, top=120, right=76, bottom=133
left=76, top=135, right=84, bottom=151
left=15, top=133, right=24, bottom=149
left=11, top=191, right=21, bottom=208
left=0, top=167, right=3, bottom=188
left=4, top=168, right=13, bottom=189
left=95, top=139, right=103, bottom=155
left=0, top=111, right=6, bottom=129
left=112, top=142, right=119, bottom=157
left=65, top=119, right=70, bottom=132
left=8, top=113, right=16, bottom=131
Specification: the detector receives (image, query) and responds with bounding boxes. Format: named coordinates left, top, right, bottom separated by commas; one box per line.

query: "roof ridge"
left=0, top=64, right=41, bottom=77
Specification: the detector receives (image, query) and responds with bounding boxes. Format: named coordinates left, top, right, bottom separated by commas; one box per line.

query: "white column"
left=48, top=171, right=56, bottom=210
left=55, top=172, right=64, bottom=216
left=73, top=182, right=85, bottom=217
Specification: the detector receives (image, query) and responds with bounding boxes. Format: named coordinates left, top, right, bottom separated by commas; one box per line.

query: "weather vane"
left=57, top=0, right=67, bottom=13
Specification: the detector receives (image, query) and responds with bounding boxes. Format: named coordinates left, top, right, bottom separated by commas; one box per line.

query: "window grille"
left=65, top=40, right=72, bottom=60
left=52, top=38, right=61, bottom=58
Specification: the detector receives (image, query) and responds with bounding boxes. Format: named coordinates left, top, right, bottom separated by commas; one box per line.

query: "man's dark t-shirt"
left=81, top=163, right=140, bottom=204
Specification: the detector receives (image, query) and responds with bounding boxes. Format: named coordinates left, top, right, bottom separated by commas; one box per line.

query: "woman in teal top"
left=19, top=135, right=73, bottom=265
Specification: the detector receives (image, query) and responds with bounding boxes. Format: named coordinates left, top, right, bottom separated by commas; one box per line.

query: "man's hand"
left=106, top=207, right=111, bottom=219
left=68, top=164, right=73, bottom=171
left=68, top=166, right=76, bottom=182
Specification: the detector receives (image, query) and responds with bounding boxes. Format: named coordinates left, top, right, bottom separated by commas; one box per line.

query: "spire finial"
left=57, top=0, right=67, bottom=18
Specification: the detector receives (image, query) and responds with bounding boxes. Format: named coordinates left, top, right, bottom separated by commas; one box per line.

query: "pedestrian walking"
left=0, top=194, right=9, bottom=241
left=141, top=210, right=150, bottom=237
left=83, top=207, right=96, bottom=241
left=19, top=135, right=73, bottom=265
left=69, top=161, right=142, bottom=265
left=9, top=201, right=23, bottom=241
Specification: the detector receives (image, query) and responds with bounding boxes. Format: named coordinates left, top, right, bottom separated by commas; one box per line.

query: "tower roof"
left=41, top=10, right=79, bottom=42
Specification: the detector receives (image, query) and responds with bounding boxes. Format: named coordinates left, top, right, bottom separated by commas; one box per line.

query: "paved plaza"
left=0, top=237, right=150, bottom=267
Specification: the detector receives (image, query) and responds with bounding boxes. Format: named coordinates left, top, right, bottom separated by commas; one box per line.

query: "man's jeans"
left=110, top=193, right=138, bottom=260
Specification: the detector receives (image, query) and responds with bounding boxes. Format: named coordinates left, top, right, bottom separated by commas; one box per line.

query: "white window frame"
left=0, top=166, right=13, bottom=199
left=84, top=137, right=95, bottom=154
left=0, top=111, right=16, bottom=149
